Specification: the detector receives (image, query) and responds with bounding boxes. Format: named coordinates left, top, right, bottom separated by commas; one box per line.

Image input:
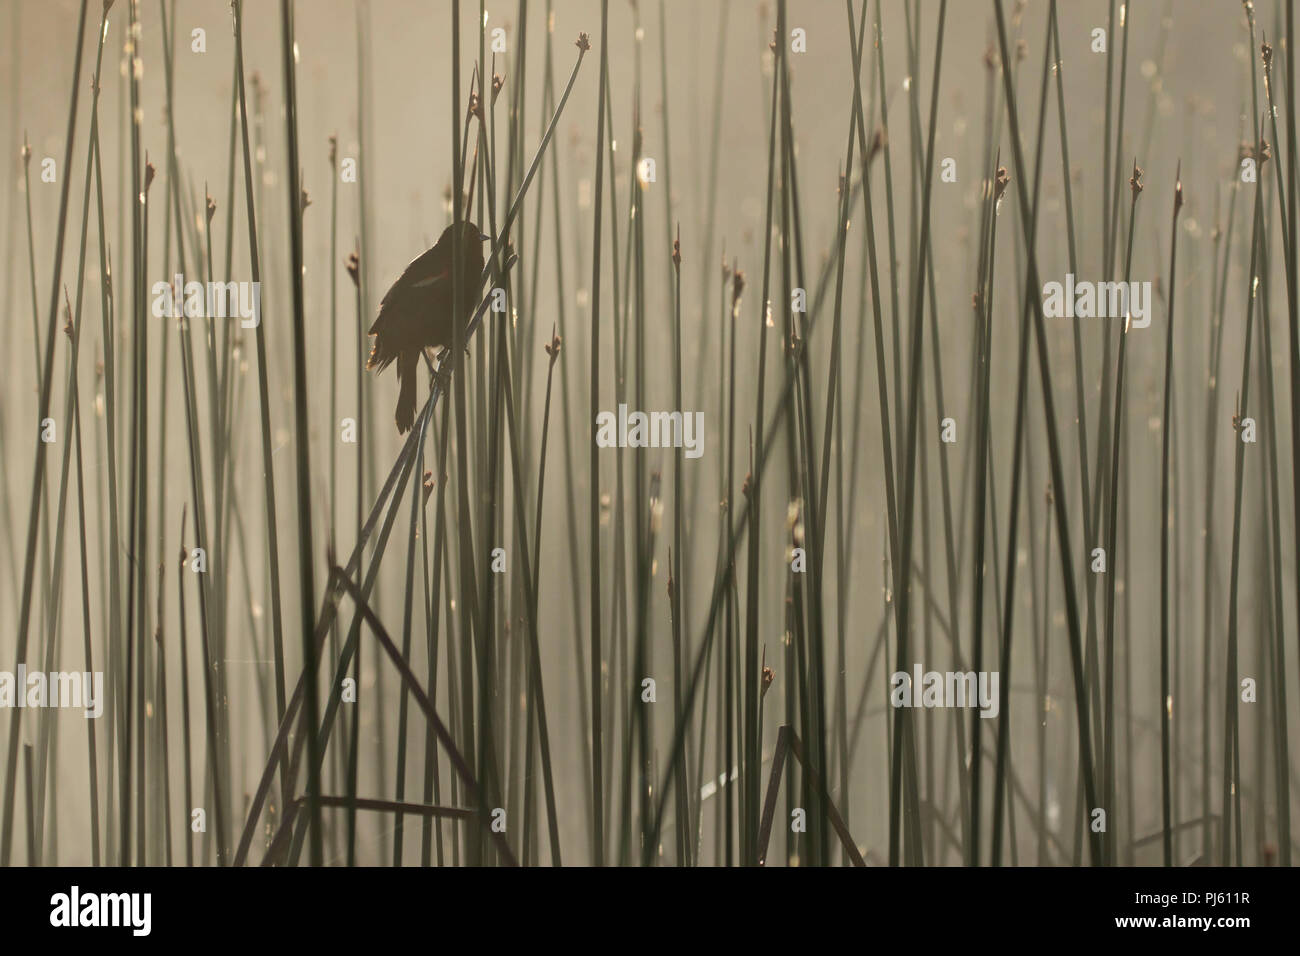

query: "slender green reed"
left=1158, top=164, right=1184, bottom=866
left=993, top=0, right=1101, bottom=866
left=0, top=0, right=89, bottom=867
left=232, top=0, right=290, bottom=829
left=587, top=8, right=607, bottom=866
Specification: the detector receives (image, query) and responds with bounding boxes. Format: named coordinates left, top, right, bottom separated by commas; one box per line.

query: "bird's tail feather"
left=366, top=334, right=394, bottom=372
left=395, top=351, right=418, bottom=434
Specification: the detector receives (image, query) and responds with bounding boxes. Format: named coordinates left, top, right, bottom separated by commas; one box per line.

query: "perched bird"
left=367, top=221, right=489, bottom=433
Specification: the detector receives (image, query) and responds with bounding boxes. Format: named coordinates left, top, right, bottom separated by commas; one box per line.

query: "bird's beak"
left=479, top=231, right=490, bottom=242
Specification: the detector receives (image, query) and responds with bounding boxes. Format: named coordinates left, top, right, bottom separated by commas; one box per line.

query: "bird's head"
left=428, top=221, right=489, bottom=274
left=434, top=220, right=490, bottom=263
left=442, top=220, right=489, bottom=242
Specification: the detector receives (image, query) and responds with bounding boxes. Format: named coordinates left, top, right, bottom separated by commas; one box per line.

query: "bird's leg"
left=428, top=346, right=454, bottom=395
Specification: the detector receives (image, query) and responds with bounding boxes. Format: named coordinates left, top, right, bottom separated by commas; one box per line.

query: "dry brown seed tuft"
left=869, top=126, right=887, bottom=163
left=251, top=71, right=266, bottom=112
left=994, top=166, right=1010, bottom=203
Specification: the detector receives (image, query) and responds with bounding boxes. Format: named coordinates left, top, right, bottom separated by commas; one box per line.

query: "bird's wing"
left=368, top=245, right=449, bottom=337
left=395, top=243, right=446, bottom=287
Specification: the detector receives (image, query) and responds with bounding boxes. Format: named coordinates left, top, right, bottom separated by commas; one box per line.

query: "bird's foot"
left=431, top=354, right=454, bottom=395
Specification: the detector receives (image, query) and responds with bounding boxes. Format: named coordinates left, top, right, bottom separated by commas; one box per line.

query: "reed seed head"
left=251, top=70, right=266, bottom=112
left=869, top=126, right=886, bottom=163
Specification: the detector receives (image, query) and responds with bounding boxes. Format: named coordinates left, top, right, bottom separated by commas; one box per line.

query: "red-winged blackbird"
left=366, top=221, right=488, bottom=433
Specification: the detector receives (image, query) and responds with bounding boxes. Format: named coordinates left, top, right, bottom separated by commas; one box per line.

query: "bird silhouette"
left=367, top=221, right=488, bottom=433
